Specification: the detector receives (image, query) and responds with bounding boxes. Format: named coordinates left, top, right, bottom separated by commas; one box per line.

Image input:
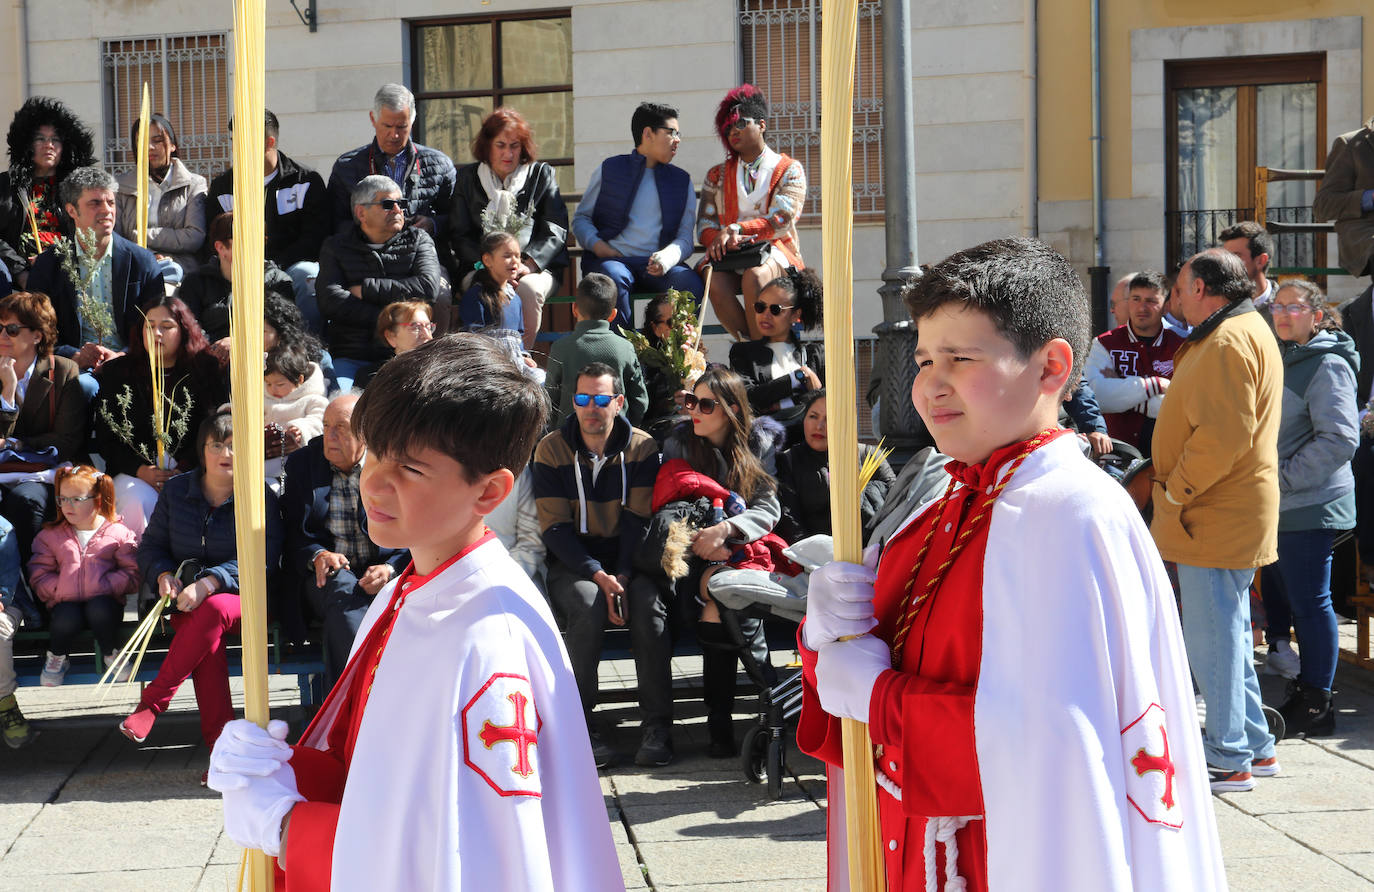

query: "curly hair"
left=713, top=84, right=769, bottom=156
left=759, top=267, right=823, bottom=330
left=0, top=291, right=59, bottom=356
left=5, top=97, right=95, bottom=190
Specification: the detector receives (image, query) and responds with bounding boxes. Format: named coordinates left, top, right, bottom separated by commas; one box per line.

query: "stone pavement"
left=4, top=645, right=1374, bottom=890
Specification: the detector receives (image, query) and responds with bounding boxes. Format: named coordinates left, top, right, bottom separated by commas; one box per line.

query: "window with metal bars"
left=738, top=0, right=884, bottom=224
left=101, top=33, right=231, bottom=180
left=410, top=12, right=573, bottom=196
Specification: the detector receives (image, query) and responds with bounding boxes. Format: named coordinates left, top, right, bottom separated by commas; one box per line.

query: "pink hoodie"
left=28, top=518, right=141, bottom=606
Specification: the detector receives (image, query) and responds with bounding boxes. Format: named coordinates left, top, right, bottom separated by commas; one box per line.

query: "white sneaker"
left=104, top=654, right=132, bottom=684
left=40, top=652, right=69, bottom=687
left=1264, top=645, right=1300, bottom=680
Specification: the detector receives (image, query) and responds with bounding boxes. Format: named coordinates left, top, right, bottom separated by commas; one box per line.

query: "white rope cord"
left=876, top=759, right=982, bottom=889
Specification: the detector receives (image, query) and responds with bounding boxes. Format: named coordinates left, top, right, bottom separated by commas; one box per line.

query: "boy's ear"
left=607, top=308, right=618, bottom=324
left=1037, top=338, right=1074, bottom=396
left=471, top=468, right=516, bottom=518
left=571, top=305, right=583, bottom=321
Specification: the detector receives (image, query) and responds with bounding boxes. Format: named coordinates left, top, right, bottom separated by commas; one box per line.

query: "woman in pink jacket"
left=29, top=465, right=139, bottom=685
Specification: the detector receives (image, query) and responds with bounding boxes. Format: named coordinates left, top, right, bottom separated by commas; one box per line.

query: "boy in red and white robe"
left=207, top=335, right=624, bottom=892
left=801, top=239, right=1227, bottom=891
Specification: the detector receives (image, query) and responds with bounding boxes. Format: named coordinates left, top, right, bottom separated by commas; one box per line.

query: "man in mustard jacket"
left=1152, top=248, right=1283, bottom=794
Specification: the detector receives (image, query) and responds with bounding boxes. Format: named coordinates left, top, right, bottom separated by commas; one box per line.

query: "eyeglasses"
left=1270, top=304, right=1315, bottom=317
left=404, top=321, right=436, bottom=335
left=574, top=393, right=617, bottom=408
left=57, top=494, right=95, bottom=506
left=655, top=127, right=681, bottom=139
left=365, top=198, right=404, bottom=211
left=753, top=302, right=794, bottom=317
left=652, top=316, right=672, bottom=327
left=681, top=393, right=722, bottom=415
left=728, top=117, right=759, bottom=133
left=32, top=135, right=62, bottom=147
left=0, top=323, right=30, bottom=337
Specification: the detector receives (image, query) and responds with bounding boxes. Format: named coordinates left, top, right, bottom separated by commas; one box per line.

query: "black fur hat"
left=6, top=97, right=96, bottom=190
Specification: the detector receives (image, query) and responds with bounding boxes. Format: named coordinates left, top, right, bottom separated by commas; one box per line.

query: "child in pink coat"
left=29, top=466, right=140, bottom=686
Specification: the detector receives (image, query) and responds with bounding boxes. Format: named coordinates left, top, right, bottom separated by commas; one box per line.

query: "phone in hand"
left=613, top=592, right=624, bottom=621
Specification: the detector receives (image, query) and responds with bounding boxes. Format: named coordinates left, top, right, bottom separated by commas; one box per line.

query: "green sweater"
left=545, top=319, right=649, bottom=427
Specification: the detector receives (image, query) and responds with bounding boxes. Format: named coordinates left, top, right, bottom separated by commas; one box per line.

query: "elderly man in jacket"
left=1151, top=248, right=1283, bottom=793
left=316, top=175, right=440, bottom=391
left=281, top=394, right=409, bottom=688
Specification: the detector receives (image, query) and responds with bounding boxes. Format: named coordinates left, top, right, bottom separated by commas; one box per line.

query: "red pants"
left=140, top=592, right=242, bottom=746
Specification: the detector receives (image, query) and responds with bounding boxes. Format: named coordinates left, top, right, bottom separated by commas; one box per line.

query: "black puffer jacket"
left=207, top=151, right=330, bottom=270
left=449, top=162, right=569, bottom=279
left=0, top=97, right=95, bottom=279
left=316, top=224, right=441, bottom=361
left=178, top=259, right=296, bottom=342
left=325, top=139, right=456, bottom=235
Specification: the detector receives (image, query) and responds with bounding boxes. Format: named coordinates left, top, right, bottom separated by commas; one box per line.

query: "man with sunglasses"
left=316, top=175, right=441, bottom=391
left=531, top=362, right=672, bottom=767
left=572, top=102, right=703, bottom=332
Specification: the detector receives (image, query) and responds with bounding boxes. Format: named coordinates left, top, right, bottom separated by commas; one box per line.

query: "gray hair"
left=60, top=165, right=117, bottom=209
left=351, top=175, right=402, bottom=210
left=373, top=84, right=416, bottom=123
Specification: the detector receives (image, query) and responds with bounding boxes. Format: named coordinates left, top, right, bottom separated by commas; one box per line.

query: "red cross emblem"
left=1121, top=703, right=1183, bottom=828
left=1130, top=725, right=1176, bottom=809
left=480, top=690, right=538, bottom=778
left=462, top=673, right=542, bottom=798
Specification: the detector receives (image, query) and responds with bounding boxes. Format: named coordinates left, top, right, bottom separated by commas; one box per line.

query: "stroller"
left=703, top=537, right=832, bottom=800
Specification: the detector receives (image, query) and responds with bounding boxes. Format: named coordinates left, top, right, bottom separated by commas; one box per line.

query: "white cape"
left=828, top=435, right=1227, bottom=890
left=302, top=537, right=624, bottom=891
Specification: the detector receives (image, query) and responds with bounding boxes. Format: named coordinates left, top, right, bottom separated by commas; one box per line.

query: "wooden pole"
left=135, top=84, right=149, bottom=249
left=820, top=0, right=885, bottom=887
left=230, top=0, right=272, bottom=888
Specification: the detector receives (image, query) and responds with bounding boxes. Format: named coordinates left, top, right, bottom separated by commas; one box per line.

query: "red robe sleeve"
left=794, top=623, right=845, bottom=767
left=868, top=669, right=982, bottom=817
left=281, top=746, right=347, bottom=892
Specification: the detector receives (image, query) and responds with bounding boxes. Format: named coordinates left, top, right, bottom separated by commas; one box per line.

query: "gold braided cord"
left=888, top=430, right=1058, bottom=667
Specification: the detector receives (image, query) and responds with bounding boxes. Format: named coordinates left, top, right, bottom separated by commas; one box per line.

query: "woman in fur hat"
left=0, top=97, right=96, bottom=287
left=695, top=84, right=808, bottom=341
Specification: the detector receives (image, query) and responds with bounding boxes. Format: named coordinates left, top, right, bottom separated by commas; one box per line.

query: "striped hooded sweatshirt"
left=531, top=412, right=661, bottom=579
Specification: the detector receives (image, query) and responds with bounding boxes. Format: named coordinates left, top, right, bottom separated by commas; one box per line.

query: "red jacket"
left=652, top=459, right=799, bottom=575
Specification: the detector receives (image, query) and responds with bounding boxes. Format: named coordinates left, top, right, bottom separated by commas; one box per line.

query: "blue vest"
left=591, top=152, right=690, bottom=250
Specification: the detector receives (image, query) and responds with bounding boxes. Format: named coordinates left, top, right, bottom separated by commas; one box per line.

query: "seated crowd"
left=0, top=83, right=1355, bottom=796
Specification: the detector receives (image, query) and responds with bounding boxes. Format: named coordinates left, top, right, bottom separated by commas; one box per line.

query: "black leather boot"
left=698, top=621, right=739, bottom=757
left=1278, top=680, right=1334, bottom=738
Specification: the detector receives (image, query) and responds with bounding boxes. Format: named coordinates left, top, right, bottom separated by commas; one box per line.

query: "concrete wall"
left=0, top=0, right=1045, bottom=336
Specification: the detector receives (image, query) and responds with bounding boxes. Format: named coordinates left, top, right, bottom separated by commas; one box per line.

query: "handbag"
left=709, top=240, right=770, bottom=272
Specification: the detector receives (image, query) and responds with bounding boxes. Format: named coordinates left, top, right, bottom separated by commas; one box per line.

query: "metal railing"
left=1255, top=167, right=1343, bottom=278
left=1165, top=205, right=1323, bottom=273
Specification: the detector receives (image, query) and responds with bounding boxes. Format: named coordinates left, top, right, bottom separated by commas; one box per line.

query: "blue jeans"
left=1262, top=530, right=1339, bottom=691
left=1177, top=563, right=1276, bottom=772
left=580, top=256, right=704, bottom=332
left=330, top=356, right=373, bottom=394
left=286, top=260, right=322, bottom=335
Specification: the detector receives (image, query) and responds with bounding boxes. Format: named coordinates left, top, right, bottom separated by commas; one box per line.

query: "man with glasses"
left=572, top=102, right=703, bottom=332
left=545, top=272, right=648, bottom=427
left=316, top=175, right=441, bottom=391
left=1083, top=269, right=1183, bottom=455
left=531, top=361, right=671, bottom=767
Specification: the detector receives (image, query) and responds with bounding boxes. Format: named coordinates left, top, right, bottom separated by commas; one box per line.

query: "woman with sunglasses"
left=697, top=85, right=808, bottom=341
left=0, top=97, right=96, bottom=288
left=662, top=367, right=786, bottom=756
left=727, top=266, right=823, bottom=439
left=1256, top=280, right=1359, bottom=738
left=0, top=291, right=87, bottom=564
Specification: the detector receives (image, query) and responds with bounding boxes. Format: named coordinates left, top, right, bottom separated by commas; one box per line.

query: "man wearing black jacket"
left=207, top=109, right=329, bottom=332
left=316, top=175, right=441, bottom=390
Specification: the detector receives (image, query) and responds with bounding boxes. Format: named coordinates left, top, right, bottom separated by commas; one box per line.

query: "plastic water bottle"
left=709, top=498, right=725, bottom=525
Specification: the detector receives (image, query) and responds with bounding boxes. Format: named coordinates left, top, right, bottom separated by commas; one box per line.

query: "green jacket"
left=545, top=319, right=648, bottom=427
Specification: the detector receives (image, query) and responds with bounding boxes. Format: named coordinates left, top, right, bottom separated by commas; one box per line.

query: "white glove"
left=208, top=719, right=292, bottom=792
left=815, top=635, right=891, bottom=723
left=803, top=545, right=881, bottom=651
left=220, top=762, right=306, bottom=858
